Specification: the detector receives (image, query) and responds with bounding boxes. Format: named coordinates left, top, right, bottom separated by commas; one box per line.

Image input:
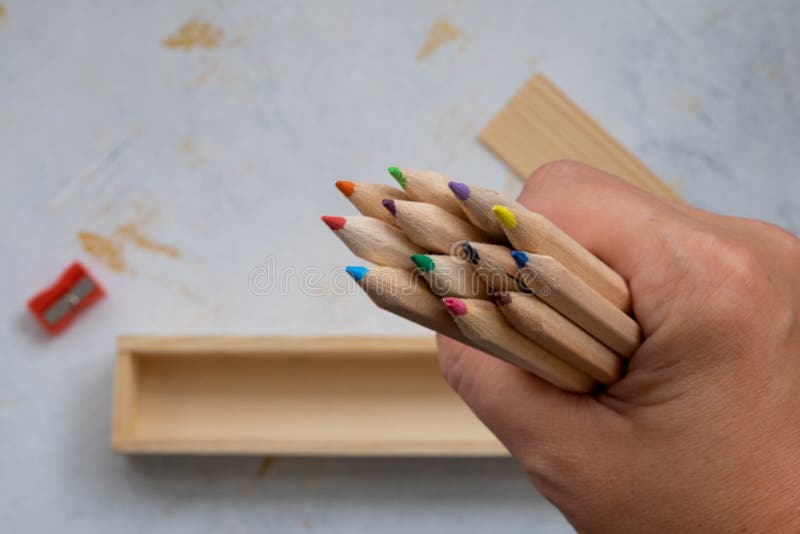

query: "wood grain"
left=447, top=299, right=597, bottom=393
left=112, top=336, right=507, bottom=456
left=494, top=292, right=623, bottom=384
left=479, top=73, right=680, bottom=200
left=517, top=253, right=642, bottom=357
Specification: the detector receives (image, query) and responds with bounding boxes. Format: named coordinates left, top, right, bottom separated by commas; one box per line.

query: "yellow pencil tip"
left=492, top=205, right=517, bottom=229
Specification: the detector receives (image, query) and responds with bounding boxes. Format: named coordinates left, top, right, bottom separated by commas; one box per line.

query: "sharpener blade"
left=43, top=276, right=96, bottom=325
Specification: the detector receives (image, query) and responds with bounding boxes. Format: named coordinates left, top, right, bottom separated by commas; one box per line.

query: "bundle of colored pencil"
left=323, top=168, right=642, bottom=394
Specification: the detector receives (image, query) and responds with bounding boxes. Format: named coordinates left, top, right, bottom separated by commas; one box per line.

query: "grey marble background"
left=1, top=1, right=797, bottom=532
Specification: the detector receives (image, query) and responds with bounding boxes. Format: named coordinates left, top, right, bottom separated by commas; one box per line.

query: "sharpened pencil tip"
left=335, top=180, right=355, bottom=197
left=492, top=205, right=517, bottom=229
left=448, top=181, right=470, bottom=201
left=382, top=198, right=397, bottom=215
left=345, top=266, right=369, bottom=282
left=510, top=250, right=528, bottom=268
left=410, top=254, right=435, bottom=272
left=388, top=166, right=406, bottom=189
left=321, top=215, right=346, bottom=231
left=442, top=297, right=467, bottom=316
left=460, top=242, right=479, bottom=264
left=491, top=292, right=512, bottom=306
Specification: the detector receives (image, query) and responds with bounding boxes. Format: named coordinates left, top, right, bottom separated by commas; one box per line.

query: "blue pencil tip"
left=510, top=250, right=528, bottom=268
left=346, top=265, right=369, bottom=282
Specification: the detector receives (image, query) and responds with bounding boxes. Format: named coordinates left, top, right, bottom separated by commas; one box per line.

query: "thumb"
left=516, top=160, right=703, bottom=334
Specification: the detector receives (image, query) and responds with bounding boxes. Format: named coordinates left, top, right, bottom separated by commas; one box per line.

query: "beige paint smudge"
left=78, top=232, right=127, bottom=273
left=78, top=214, right=180, bottom=274
left=162, top=19, right=223, bottom=50
left=115, top=223, right=180, bottom=258
left=0, top=4, right=6, bottom=22
left=417, top=17, right=462, bottom=61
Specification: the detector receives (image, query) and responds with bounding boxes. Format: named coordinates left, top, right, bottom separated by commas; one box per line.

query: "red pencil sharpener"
left=28, top=262, right=106, bottom=335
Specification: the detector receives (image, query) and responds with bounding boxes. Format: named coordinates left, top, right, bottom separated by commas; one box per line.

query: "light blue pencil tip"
left=510, top=250, right=528, bottom=268
left=346, top=265, right=369, bottom=282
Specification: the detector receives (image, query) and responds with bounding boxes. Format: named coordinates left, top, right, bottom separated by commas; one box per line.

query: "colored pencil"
left=448, top=182, right=520, bottom=242
left=335, top=181, right=408, bottom=226
left=458, top=241, right=526, bottom=293
left=492, top=292, right=623, bottom=384
left=387, top=167, right=467, bottom=219
left=442, top=297, right=597, bottom=393
left=321, top=216, right=424, bottom=269
left=512, top=251, right=642, bottom=357
left=382, top=199, right=488, bottom=254
left=346, top=265, right=476, bottom=347
left=410, top=253, right=488, bottom=299
left=493, top=204, right=631, bottom=312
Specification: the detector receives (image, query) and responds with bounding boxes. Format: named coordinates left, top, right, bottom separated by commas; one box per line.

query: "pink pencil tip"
left=442, top=297, right=467, bottom=316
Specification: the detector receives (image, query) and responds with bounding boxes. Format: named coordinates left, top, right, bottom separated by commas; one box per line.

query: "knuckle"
left=523, top=159, right=588, bottom=197
left=718, top=243, right=762, bottom=283
left=521, top=160, right=642, bottom=212
left=698, top=232, right=763, bottom=284
left=751, top=220, right=800, bottom=256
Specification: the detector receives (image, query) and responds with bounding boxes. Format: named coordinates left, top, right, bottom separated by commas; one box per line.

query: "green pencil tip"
left=388, top=166, right=406, bottom=189
left=410, top=254, right=435, bottom=272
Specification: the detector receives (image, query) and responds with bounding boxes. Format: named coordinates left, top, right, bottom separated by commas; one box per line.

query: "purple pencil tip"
left=491, top=292, right=512, bottom=306
left=382, top=198, right=396, bottom=215
left=448, top=181, right=470, bottom=201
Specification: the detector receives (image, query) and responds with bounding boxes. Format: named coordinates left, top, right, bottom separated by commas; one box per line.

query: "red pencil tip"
left=335, top=180, right=355, bottom=197
left=320, top=216, right=346, bottom=231
left=442, top=297, right=467, bottom=316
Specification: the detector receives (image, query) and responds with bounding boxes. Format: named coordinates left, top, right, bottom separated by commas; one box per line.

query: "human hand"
left=437, top=160, right=800, bottom=532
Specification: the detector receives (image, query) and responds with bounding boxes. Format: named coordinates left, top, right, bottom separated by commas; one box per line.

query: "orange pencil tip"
left=335, top=180, right=355, bottom=197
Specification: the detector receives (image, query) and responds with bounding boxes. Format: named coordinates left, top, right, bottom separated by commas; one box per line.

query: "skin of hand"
left=437, top=160, right=800, bottom=532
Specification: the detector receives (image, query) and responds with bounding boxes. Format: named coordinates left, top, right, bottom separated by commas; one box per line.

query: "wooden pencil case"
left=111, top=335, right=507, bottom=456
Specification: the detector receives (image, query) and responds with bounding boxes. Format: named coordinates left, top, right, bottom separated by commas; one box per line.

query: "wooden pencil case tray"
left=111, top=336, right=508, bottom=456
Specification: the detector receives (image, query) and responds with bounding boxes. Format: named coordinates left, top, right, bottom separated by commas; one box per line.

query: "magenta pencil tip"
left=442, top=297, right=467, bottom=316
